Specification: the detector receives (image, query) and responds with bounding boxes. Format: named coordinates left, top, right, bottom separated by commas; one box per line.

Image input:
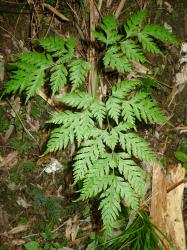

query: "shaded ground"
left=0, top=0, right=187, bottom=249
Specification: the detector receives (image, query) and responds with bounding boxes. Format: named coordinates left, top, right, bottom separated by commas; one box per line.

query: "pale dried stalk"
left=115, top=0, right=127, bottom=19
left=42, top=3, right=70, bottom=21
left=88, top=0, right=96, bottom=95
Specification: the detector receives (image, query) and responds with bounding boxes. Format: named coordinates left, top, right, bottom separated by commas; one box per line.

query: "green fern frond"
left=122, top=92, right=167, bottom=124
left=106, top=96, right=121, bottom=124
left=114, top=176, right=139, bottom=210
left=50, top=63, right=68, bottom=94
left=101, top=129, right=119, bottom=150
left=137, top=33, right=161, bottom=53
left=80, top=175, right=114, bottom=200
left=47, top=110, right=94, bottom=152
left=143, top=24, right=177, bottom=43
left=119, top=132, right=157, bottom=162
left=104, top=46, right=132, bottom=72
left=38, top=36, right=66, bottom=54
left=61, top=92, right=93, bottom=109
left=73, top=138, right=105, bottom=181
left=69, top=59, right=91, bottom=89
left=118, top=157, right=146, bottom=197
left=120, top=39, right=147, bottom=62
left=99, top=186, right=121, bottom=231
left=122, top=102, right=136, bottom=125
left=19, top=52, right=52, bottom=67
left=124, top=10, right=147, bottom=37
left=93, top=15, right=122, bottom=45
left=89, top=99, right=106, bottom=127
left=3, top=68, right=33, bottom=94
left=112, top=79, right=142, bottom=99
left=25, top=69, right=45, bottom=101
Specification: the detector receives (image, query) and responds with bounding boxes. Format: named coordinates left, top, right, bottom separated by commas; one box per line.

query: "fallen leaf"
left=16, top=197, right=30, bottom=209
left=0, top=151, right=18, bottom=168
left=12, top=239, right=25, bottom=246
left=8, top=224, right=30, bottom=235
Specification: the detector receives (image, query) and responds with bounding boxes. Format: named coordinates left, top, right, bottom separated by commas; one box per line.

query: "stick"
left=42, top=3, right=70, bottom=22
left=115, top=0, right=127, bottom=18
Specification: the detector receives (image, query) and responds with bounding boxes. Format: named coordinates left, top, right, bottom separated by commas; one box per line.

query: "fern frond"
left=118, top=157, right=146, bottom=197
left=25, top=68, right=45, bottom=101
left=93, top=15, right=122, bottom=45
left=120, top=39, right=147, bottom=63
left=106, top=96, right=121, bottom=124
left=89, top=99, right=106, bottom=127
left=80, top=175, right=114, bottom=199
left=69, top=59, right=91, bottom=89
left=112, top=79, right=142, bottom=99
left=61, top=92, right=93, bottom=109
left=114, top=176, right=139, bottom=210
left=3, top=68, right=34, bottom=94
left=50, top=63, right=68, bottom=94
left=47, top=111, right=94, bottom=152
left=73, top=138, right=105, bottom=181
left=124, top=10, right=147, bottom=37
left=121, top=102, right=136, bottom=125
left=143, top=24, right=177, bottom=43
left=101, top=129, right=119, bottom=150
left=119, top=132, right=157, bottom=162
left=104, top=46, right=132, bottom=72
left=99, top=186, right=121, bottom=231
left=126, top=92, right=167, bottom=124
left=38, top=36, right=66, bottom=54
left=18, top=52, right=52, bottom=67
left=137, top=33, right=161, bottom=53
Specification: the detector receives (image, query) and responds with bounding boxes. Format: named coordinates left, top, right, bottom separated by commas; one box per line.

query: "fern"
left=3, top=10, right=177, bottom=234
left=69, top=59, right=91, bottom=89
left=93, top=15, right=122, bottom=45
left=104, top=46, right=132, bottom=72
left=124, top=10, right=147, bottom=37
left=120, top=39, right=147, bottom=62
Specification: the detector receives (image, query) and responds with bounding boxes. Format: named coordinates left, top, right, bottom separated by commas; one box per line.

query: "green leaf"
left=143, top=24, right=177, bottom=43
left=124, top=10, right=147, bottom=37
left=24, top=241, right=42, bottom=250
left=104, top=46, right=132, bottom=72
left=50, top=63, right=68, bottom=94
left=61, top=92, right=93, bottom=109
left=137, top=33, right=161, bottom=53
left=69, top=59, right=91, bottom=89
left=120, top=39, right=147, bottom=62
left=93, top=15, right=122, bottom=45
left=174, top=151, right=187, bottom=163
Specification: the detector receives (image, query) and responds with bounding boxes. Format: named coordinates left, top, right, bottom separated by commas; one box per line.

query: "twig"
left=6, top=98, right=40, bottom=148
left=167, top=178, right=187, bottom=193
left=98, top=0, right=103, bottom=11
left=42, top=3, right=70, bottom=22
left=115, top=0, right=127, bottom=19
left=44, top=0, right=59, bottom=37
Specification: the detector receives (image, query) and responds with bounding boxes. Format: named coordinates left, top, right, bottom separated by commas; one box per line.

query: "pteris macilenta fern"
left=3, top=10, right=176, bottom=234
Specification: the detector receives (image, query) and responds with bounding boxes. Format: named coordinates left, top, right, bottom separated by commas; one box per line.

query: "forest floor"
left=0, top=0, right=187, bottom=249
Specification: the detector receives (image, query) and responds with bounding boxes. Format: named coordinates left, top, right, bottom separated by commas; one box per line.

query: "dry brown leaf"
left=65, top=215, right=80, bottom=241
left=0, top=151, right=18, bottom=168
left=12, top=239, right=25, bottom=246
left=8, top=224, right=30, bottom=235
